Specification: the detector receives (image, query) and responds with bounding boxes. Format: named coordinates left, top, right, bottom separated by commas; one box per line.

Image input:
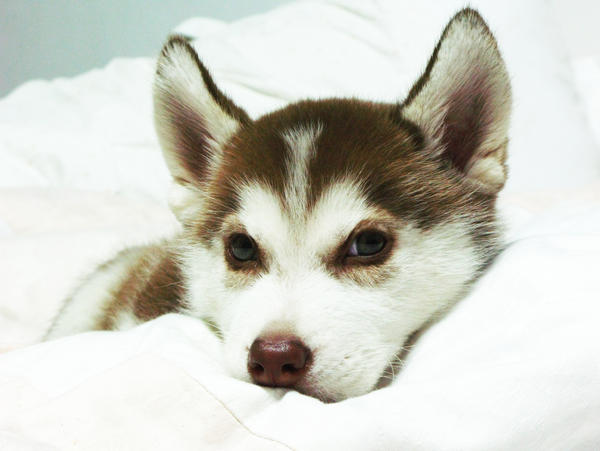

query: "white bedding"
left=1, top=0, right=600, bottom=449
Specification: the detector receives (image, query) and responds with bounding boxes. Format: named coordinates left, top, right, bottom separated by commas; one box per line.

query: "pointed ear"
left=401, top=9, right=511, bottom=193
left=153, top=36, right=250, bottom=189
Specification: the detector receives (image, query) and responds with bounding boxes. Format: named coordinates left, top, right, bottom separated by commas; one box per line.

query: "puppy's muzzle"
left=248, top=336, right=311, bottom=387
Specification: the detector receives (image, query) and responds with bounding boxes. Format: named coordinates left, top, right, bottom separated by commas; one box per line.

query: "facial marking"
left=303, top=180, right=372, bottom=256
left=281, top=122, right=323, bottom=222
left=236, top=183, right=290, bottom=260
left=231, top=178, right=397, bottom=286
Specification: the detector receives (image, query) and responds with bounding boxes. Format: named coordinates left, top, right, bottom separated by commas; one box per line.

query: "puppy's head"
left=153, top=9, right=511, bottom=402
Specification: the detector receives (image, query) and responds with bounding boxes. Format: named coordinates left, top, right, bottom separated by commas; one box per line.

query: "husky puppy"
left=46, top=9, right=511, bottom=402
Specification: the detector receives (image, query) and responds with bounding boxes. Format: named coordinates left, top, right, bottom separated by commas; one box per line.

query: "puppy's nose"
left=248, top=336, right=311, bottom=387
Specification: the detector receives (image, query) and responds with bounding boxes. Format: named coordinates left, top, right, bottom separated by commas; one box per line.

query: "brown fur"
left=98, top=243, right=185, bottom=329
left=188, top=99, right=499, bottom=267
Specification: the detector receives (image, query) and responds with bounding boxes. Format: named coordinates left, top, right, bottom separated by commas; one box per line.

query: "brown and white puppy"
left=46, top=8, right=511, bottom=402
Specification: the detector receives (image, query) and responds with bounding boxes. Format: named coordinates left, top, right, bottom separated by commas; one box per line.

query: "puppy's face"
left=154, top=9, right=511, bottom=401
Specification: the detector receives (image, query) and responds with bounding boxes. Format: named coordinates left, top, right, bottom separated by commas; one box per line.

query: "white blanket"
left=1, top=186, right=599, bottom=450
left=1, top=0, right=600, bottom=449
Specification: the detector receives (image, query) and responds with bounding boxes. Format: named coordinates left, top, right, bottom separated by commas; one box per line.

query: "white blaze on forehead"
left=236, top=179, right=374, bottom=265
left=237, top=183, right=290, bottom=254
left=281, top=123, right=323, bottom=220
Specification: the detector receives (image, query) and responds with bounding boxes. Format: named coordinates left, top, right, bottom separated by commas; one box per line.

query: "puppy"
left=46, top=8, right=511, bottom=402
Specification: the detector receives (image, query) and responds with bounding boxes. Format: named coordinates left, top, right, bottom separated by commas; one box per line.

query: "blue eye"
left=347, top=231, right=386, bottom=257
left=229, top=234, right=257, bottom=261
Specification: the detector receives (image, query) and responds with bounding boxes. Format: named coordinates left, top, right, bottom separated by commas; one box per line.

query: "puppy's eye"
left=347, top=231, right=386, bottom=257
left=229, top=234, right=257, bottom=262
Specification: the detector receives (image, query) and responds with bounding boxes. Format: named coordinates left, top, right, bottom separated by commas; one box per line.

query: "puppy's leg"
left=45, top=243, right=184, bottom=340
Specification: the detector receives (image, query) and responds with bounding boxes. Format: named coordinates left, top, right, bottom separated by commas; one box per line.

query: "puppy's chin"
left=259, top=376, right=375, bottom=403
left=293, top=384, right=338, bottom=404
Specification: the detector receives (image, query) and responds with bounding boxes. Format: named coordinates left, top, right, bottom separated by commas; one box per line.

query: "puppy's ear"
left=153, top=36, right=250, bottom=218
left=401, top=9, right=511, bottom=193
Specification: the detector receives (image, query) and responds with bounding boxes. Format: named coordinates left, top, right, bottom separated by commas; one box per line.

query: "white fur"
left=153, top=41, right=241, bottom=203
left=281, top=123, right=323, bottom=220
left=154, top=43, right=239, bottom=160
left=46, top=251, right=140, bottom=339
left=167, top=181, right=204, bottom=223
left=112, top=310, right=143, bottom=331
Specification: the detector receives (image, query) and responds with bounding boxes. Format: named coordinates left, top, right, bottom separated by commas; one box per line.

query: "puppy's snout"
left=248, top=336, right=311, bottom=387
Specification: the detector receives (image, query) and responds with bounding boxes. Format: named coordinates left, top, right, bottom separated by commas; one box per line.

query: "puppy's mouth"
left=375, top=355, right=404, bottom=390
left=375, top=330, right=424, bottom=389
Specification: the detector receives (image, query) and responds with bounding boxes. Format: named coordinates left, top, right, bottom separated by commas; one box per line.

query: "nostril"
left=281, top=363, right=304, bottom=375
left=281, top=363, right=298, bottom=374
left=249, top=361, right=264, bottom=374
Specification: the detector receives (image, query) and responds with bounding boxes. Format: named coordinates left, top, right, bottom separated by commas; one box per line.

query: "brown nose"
left=248, top=336, right=311, bottom=387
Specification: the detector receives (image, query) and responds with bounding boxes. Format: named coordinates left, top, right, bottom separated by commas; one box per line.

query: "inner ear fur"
left=153, top=35, right=250, bottom=189
left=153, top=36, right=251, bottom=221
left=401, top=8, right=512, bottom=193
